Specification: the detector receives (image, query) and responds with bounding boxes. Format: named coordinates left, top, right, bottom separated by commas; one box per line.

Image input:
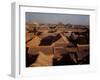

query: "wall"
left=0, top=0, right=100, bottom=80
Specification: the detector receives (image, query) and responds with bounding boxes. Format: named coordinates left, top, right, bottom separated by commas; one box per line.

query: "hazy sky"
left=26, top=12, right=89, bottom=25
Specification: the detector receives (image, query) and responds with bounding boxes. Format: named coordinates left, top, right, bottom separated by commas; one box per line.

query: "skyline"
left=26, top=12, right=89, bottom=25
